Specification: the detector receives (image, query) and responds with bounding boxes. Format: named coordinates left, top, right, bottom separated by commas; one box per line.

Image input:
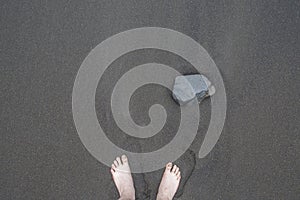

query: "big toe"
left=165, top=162, right=172, bottom=172
left=121, top=155, right=128, bottom=164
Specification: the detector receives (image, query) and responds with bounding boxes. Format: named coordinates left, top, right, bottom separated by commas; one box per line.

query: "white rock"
left=172, top=74, right=215, bottom=105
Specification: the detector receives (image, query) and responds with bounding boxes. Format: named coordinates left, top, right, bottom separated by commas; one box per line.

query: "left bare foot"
left=111, top=155, right=135, bottom=200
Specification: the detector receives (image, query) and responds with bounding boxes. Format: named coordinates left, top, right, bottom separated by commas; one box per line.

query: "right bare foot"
left=157, top=163, right=181, bottom=200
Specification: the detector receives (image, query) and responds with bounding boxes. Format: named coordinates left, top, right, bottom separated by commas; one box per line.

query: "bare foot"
left=157, top=163, right=181, bottom=200
left=111, top=155, right=135, bottom=200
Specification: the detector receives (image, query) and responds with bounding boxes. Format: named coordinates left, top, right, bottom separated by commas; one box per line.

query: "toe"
left=114, top=160, right=119, bottom=167
left=175, top=166, right=179, bottom=174
left=110, top=168, right=115, bottom=174
left=112, top=164, right=116, bottom=170
left=172, top=165, right=177, bottom=173
left=166, top=162, right=172, bottom=171
left=116, top=157, right=121, bottom=165
left=177, top=171, right=181, bottom=178
left=121, top=155, right=128, bottom=164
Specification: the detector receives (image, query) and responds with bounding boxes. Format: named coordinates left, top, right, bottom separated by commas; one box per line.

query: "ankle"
left=157, top=193, right=172, bottom=200
left=119, top=196, right=135, bottom=200
left=119, top=191, right=135, bottom=200
left=119, top=198, right=135, bottom=200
